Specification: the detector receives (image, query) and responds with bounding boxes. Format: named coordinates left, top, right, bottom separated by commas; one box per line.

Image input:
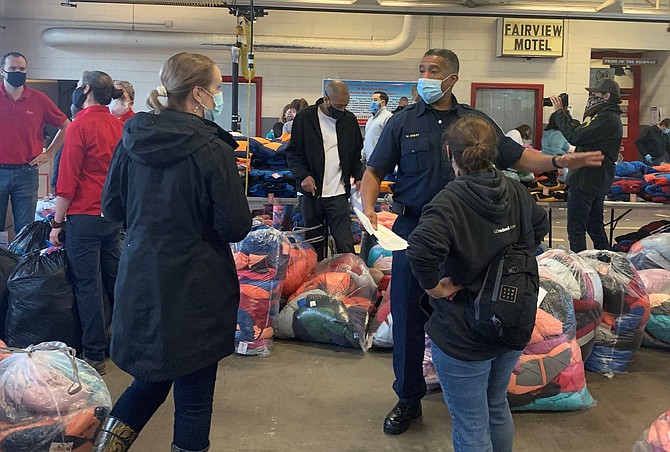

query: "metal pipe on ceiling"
left=41, top=15, right=420, bottom=55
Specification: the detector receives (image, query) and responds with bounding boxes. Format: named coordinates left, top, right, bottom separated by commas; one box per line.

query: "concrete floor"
left=102, top=206, right=670, bottom=452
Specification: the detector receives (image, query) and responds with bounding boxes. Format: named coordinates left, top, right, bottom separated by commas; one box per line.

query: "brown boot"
left=92, top=416, right=139, bottom=452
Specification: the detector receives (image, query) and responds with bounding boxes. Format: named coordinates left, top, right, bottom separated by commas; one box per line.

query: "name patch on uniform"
left=405, top=132, right=420, bottom=138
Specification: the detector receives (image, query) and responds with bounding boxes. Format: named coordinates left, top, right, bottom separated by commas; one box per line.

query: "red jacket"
left=56, top=105, right=123, bottom=215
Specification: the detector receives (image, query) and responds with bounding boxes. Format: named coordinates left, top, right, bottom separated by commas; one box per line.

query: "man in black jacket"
left=636, top=118, right=670, bottom=166
left=549, top=78, right=624, bottom=253
left=286, top=80, right=364, bottom=260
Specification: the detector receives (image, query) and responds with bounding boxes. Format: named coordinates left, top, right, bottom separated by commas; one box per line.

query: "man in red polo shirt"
left=0, top=51, right=69, bottom=233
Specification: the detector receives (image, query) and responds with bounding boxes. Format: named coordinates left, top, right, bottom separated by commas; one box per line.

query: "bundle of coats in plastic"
left=367, top=244, right=393, bottom=275
left=4, top=247, right=81, bottom=351
left=369, top=280, right=393, bottom=348
left=633, top=408, right=670, bottom=452
left=536, top=249, right=604, bottom=361
left=628, top=233, right=670, bottom=271
left=638, top=269, right=670, bottom=349
left=507, top=277, right=595, bottom=411
left=281, top=239, right=318, bottom=300
left=232, top=226, right=290, bottom=356
left=579, top=250, right=650, bottom=375
left=275, top=254, right=377, bottom=350
left=0, top=341, right=112, bottom=452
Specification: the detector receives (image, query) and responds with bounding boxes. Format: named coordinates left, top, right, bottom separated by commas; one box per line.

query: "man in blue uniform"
left=360, top=48, right=604, bottom=435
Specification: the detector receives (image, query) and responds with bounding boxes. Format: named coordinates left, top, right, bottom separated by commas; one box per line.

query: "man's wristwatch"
left=50, top=218, right=64, bottom=228
left=552, top=155, right=564, bottom=169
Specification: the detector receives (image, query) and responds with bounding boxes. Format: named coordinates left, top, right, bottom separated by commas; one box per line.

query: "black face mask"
left=328, top=105, right=345, bottom=120
left=71, top=86, right=88, bottom=109
left=3, top=71, right=26, bottom=88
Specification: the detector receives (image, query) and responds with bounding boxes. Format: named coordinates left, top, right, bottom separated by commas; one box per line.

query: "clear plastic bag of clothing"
left=0, top=341, right=111, bottom=452
left=638, top=269, right=670, bottom=350
left=0, top=248, right=19, bottom=342
left=578, top=250, right=650, bottom=377
left=232, top=225, right=290, bottom=357
left=628, top=233, right=670, bottom=271
left=281, top=238, right=318, bottom=300
left=508, top=275, right=596, bottom=412
left=275, top=253, right=377, bottom=350
left=536, top=249, right=604, bottom=362
left=632, top=407, right=670, bottom=452
left=370, top=278, right=393, bottom=348
left=5, top=247, right=81, bottom=351
left=8, top=218, right=54, bottom=257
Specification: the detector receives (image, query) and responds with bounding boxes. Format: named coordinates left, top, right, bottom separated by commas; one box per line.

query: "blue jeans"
left=110, top=363, right=219, bottom=451
left=66, top=214, right=121, bottom=361
left=0, top=165, right=39, bottom=234
left=431, top=343, right=522, bottom=452
left=567, top=188, right=610, bottom=253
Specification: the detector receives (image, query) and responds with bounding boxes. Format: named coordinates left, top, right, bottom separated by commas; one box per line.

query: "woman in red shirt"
left=49, top=70, right=124, bottom=376
left=109, top=80, right=135, bottom=124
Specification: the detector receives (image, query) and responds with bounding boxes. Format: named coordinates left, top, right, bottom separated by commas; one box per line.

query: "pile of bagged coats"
left=507, top=276, right=595, bottom=411
left=275, top=254, right=377, bottom=350
left=633, top=407, right=670, bottom=451
left=0, top=341, right=111, bottom=451
left=232, top=226, right=290, bottom=356
left=537, top=249, right=604, bottom=361
left=579, top=250, right=650, bottom=376
left=628, top=233, right=670, bottom=271
left=638, top=269, right=670, bottom=349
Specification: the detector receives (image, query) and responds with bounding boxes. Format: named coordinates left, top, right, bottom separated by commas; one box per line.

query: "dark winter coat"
left=285, top=98, right=363, bottom=197
left=102, top=109, right=251, bottom=382
left=635, top=125, right=670, bottom=161
left=551, top=103, right=623, bottom=195
left=407, top=170, right=549, bottom=361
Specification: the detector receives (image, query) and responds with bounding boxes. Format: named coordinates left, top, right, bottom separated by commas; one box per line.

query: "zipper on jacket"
left=490, top=254, right=506, bottom=303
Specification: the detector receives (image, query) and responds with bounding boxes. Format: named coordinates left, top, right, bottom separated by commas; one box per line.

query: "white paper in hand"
left=354, top=207, right=408, bottom=251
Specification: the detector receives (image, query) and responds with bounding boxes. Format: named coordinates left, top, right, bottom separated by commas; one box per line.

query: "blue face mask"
left=370, top=101, right=381, bottom=115
left=201, top=88, right=224, bottom=121
left=663, top=128, right=670, bottom=135
left=417, top=74, right=457, bottom=105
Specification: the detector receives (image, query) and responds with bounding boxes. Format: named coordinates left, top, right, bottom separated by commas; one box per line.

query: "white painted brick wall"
left=2, top=0, right=669, bottom=132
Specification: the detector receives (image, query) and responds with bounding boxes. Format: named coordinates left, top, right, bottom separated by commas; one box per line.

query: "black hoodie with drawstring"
left=407, top=169, right=548, bottom=361
left=102, top=109, right=252, bottom=381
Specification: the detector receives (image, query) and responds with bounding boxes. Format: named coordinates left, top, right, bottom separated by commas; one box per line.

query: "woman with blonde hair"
left=407, top=115, right=549, bottom=452
left=96, top=52, right=251, bottom=452
left=109, top=80, right=135, bottom=123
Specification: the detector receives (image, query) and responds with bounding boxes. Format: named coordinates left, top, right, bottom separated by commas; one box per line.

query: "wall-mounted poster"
left=323, top=79, right=417, bottom=125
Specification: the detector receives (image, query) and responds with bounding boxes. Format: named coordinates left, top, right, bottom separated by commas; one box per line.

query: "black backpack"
left=461, top=184, right=539, bottom=350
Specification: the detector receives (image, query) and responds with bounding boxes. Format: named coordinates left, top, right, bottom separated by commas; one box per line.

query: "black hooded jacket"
left=407, top=170, right=549, bottom=361
left=551, top=103, right=623, bottom=195
left=102, top=109, right=251, bottom=381
left=285, top=98, right=364, bottom=197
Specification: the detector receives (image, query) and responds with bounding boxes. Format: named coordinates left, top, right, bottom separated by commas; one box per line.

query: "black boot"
left=171, top=444, right=210, bottom=452
left=92, top=416, right=139, bottom=451
left=383, top=401, right=422, bottom=435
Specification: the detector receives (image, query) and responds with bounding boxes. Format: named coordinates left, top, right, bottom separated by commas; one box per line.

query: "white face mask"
left=109, top=99, right=130, bottom=117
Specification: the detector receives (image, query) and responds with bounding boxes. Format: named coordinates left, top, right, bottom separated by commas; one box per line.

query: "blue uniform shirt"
left=367, top=95, right=525, bottom=216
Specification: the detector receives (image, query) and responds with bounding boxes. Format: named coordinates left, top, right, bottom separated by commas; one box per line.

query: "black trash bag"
left=8, top=218, right=53, bottom=256
left=5, top=248, right=81, bottom=350
left=0, top=248, right=19, bottom=341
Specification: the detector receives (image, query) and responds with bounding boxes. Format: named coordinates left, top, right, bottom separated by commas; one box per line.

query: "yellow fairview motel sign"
left=496, top=18, right=565, bottom=58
